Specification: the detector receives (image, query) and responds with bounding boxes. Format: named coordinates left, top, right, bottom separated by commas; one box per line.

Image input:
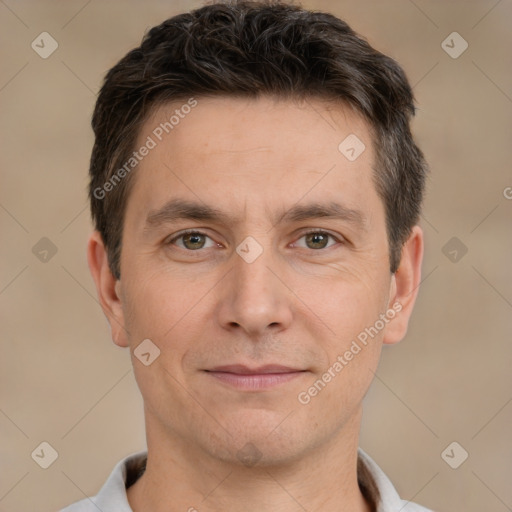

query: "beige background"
left=1, top=0, right=511, bottom=511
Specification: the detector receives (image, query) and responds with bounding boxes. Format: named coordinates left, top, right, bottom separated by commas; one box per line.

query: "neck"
left=127, top=410, right=373, bottom=512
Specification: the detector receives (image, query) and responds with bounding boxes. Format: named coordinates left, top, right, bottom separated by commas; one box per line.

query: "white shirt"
left=60, top=448, right=433, bottom=512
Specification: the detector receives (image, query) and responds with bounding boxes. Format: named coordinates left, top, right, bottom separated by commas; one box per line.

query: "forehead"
left=127, top=96, right=380, bottom=221
left=141, top=95, right=372, bottom=160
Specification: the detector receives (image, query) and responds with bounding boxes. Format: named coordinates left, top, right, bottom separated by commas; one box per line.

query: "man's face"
left=114, top=96, right=398, bottom=465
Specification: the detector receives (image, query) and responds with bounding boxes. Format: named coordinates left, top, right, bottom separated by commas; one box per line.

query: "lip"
left=204, top=365, right=307, bottom=391
left=208, top=364, right=302, bottom=375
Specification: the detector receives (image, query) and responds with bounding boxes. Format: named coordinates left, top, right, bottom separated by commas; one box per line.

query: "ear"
left=382, top=225, right=424, bottom=345
left=87, top=231, right=129, bottom=347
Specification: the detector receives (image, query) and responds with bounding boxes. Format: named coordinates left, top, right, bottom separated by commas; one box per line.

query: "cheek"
left=122, top=269, right=218, bottom=375
left=294, top=271, right=391, bottom=397
left=296, top=283, right=386, bottom=417
left=123, top=274, right=200, bottom=411
left=293, top=269, right=389, bottom=332
left=121, top=269, right=186, bottom=346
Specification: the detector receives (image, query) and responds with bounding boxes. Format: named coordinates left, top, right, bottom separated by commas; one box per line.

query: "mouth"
left=204, top=365, right=308, bottom=391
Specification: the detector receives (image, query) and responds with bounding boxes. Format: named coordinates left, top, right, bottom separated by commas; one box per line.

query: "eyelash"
left=167, top=229, right=219, bottom=250
left=292, top=229, right=343, bottom=250
left=166, top=229, right=343, bottom=251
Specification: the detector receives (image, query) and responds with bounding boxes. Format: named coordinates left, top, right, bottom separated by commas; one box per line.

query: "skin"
left=88, top=96, right=423, bottom=512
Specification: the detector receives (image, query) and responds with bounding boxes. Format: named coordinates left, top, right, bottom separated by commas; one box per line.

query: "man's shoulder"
left=358, top=448, right=435, bottom=512
left=60, top=499, right=95, bottom=512
left=59, top=451, right=147, bottom=512
left=397, top=502, right=434, bottom=512
left=60, top=449, right=435, bottom=512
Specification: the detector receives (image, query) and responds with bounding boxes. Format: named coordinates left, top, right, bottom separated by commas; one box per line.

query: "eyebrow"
left=277, top=202, right=367, bottom=229
left=144, top=198, right=367, bottom=231
left=144, top=199, right=231, bottom=230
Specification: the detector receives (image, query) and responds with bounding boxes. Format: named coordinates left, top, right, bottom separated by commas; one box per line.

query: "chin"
left=197, top=409, right=316, bottom=468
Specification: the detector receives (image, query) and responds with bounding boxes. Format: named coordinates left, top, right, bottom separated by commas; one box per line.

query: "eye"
left=294, top=230, right=341, bottom=250
left=168, top=230, right=217, bottom=250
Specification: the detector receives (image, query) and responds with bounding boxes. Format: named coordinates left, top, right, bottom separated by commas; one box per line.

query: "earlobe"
left=382, top=225, right=424, bottom=345
left=87, top=231, right=129, bottom=347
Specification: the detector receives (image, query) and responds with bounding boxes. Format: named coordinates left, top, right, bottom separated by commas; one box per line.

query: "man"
left=62, top=1, right=431, bottom=510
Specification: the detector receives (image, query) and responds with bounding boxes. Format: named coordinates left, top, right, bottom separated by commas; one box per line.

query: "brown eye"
left=181, top=232, right=207, bottom=250
left=169, top=231, right=216, bottom=250
left=304, top=232, right=331, bottom=249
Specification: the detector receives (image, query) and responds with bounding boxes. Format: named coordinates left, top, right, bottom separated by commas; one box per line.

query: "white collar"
left=61, top=448, right=433, bottom=511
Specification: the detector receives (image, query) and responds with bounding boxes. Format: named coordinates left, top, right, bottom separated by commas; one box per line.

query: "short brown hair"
left=89, top=0, right=428, bottom=279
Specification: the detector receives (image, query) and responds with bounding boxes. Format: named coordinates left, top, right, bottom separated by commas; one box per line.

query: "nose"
left=215, top=242, right=293, bottom=338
